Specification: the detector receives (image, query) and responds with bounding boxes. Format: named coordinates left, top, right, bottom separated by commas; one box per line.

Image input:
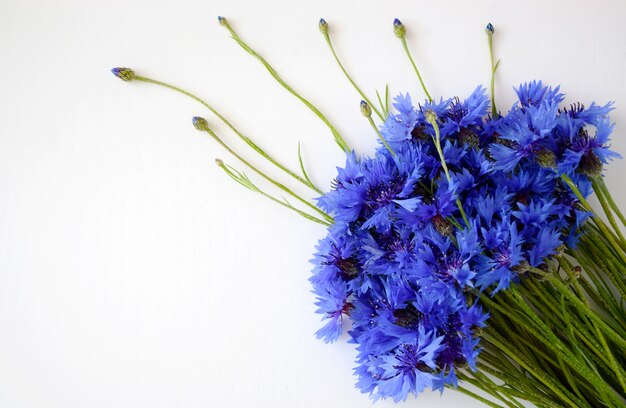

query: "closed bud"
left=215, top=158, right=224, bottom=167
left=192, top=116, right=209, bottom=131
left=393, top=18, right=406, bottom=39
left=217, top=16, right=227, bottom=26
left=111, top=67, right=135, bottom=82
left=485, top=23, right=494, bottom=35
left=360, top=100, right=372, bottom=117
left=319, top=18, right=328, bottom=34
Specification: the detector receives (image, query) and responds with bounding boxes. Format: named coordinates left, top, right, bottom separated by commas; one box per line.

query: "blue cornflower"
left=312, top=278, right=351, bottom=343
left=370, top=326, right=444, bottom=401
left=381, top=93, right=420, bottom=143
left=515, top=80, right=564, bottom=107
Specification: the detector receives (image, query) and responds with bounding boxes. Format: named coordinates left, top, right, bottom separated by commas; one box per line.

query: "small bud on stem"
left=393, top=18, right=406, bottom=39
left=192, top=116, right=209, bottom=131
left=111, top=67, right=135, bottom=82
left=360, top=100, right=372, bottom=118
left=485, top=23, right=494, bottom=35
left=319, top=18, right=328, bottom=34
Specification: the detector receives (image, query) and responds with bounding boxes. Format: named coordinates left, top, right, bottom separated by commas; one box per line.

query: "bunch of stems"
left=466, top=178, right=626, bottom=408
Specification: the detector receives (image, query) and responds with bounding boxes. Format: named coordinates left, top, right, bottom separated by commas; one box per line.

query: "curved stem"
left=220, top=20, right=350, bottom=153
left=365, top=116, right=395, bottom=156
left=133, top=75, right=323, bottom=195
left=487, top=33, right=499, bottom=116
left=596, top=177, right=626, bottom=227
left=322, top=32, right=384, bottom=121
left=561, top=174, right=626, bottom=261
left=399, top=37, right=432, bottom=102
left=592, top=178, right=626, bottom=247
left=217, top=162, right=330, bottom=226
left=453, top=384, right=504, bottom=408
left=426, top=115, right=470, bottom=228
left=203, top=127, right=333, bottom=223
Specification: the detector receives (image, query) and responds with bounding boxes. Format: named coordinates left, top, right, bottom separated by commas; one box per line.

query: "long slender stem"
left=592, top=178, right=626, bottom=246
left=453, top=384, right=504, bottom=408
left=217, top=162, right=331, bottom=226
left=561, top=174, right=626, bottom=261
left=486, top=25, right=499, bottom=116
left=485, top=331, right=582, bottom=408
left=321, top=27, right=384, bottom=121
left=219, top=17, right=350, bottom=153
left=426, top=113, right=470, bottom=227
left=596, top=177, right=626, bottom=227
left=133, top=75, right=323, bottom=194
left=530, top=263, right=626, bottom=357
left=202, top=127, right=333, bottom=223
left=480, top=289, right=623, bottom=405
left=366, top=116, right=395, bottom=156
left=400, top=37, right=432, bottom=103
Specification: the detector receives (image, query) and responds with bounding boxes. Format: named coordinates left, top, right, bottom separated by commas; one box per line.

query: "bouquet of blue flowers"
left=112, top=18, right=626, bottom=408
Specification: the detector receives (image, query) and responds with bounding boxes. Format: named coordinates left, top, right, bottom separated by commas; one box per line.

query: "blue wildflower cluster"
left=311, top=82, right=618, bottom=401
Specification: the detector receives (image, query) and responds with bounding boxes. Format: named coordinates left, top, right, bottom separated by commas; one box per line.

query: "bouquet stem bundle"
left=111, top=17, right=625, bottom=408
left=475, top=181, right=626, bottom=408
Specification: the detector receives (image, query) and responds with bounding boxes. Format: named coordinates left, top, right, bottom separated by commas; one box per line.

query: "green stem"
left=596, top=177, right=626, bottom=227
left=217, top=162, right=331, bottom=226
left=220, top=19, right=350, bottom=152
left=366, top=116, right=395, bottom=156
left=322, top=31, right=384, bottom=121
left=482, top=288, right=623, bottom=405
left=487, top=33, right=499, bottom=116
left=532, top=267, right=626, bottom=352
left=426, top=115, right=470, bottom=228
left=557, top=258, right=626, bottom=393
left=399, top=37, right=432, bottom=102
left=561, top=174, right=626, bottom=262
left=485, top=331, right=583, bottom=408
left=476, top=362, right=561, bottom=408
left=453, top=384, right=504, bottom=408
left=592, top=178, right=626, bottom=247
left=474, top=371, right=526, bottom=408
left=133, top=75, right=323, bottom=195
left=461, top=374, right=520, bottom=408
left=203, top=127, right=333, bottom=223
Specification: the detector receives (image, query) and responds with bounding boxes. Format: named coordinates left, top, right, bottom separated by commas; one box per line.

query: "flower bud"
left=393, top=18, right=406, bottom=39
left=217, top=16, right=227, bottom=26
left=360, top=100, right=372, bottom=118
left=111, top=67, right=135, bottom=82
left=319, top=18, right=328, bottom=34
left=485, top=23, right=494, bottom=35
left=215, top=158, right=224, bottom=167
left=192, top=116, right=209, bottom=131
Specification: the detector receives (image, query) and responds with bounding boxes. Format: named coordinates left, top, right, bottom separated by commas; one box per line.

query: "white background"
left=1, top=0, right=626, bottom=407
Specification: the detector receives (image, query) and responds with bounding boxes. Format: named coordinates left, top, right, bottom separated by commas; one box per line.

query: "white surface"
left=1, top=0, right=625, bottom=407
